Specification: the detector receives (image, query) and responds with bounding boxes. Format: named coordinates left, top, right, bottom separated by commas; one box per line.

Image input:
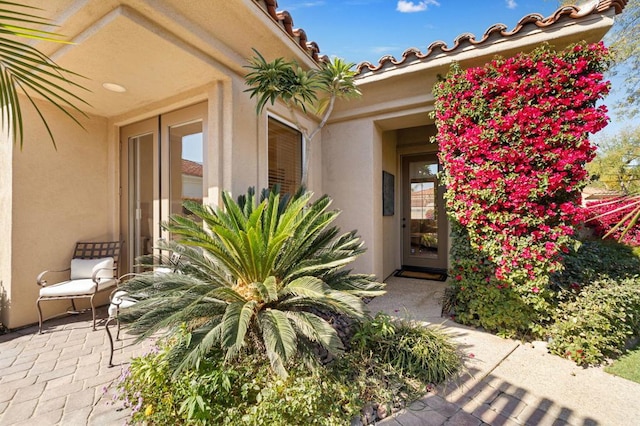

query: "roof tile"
left=253, top=0, right=325, bottom=62
left=251, top=0, right=627, bottom=72
left=355, top=0, right=627, bottom=75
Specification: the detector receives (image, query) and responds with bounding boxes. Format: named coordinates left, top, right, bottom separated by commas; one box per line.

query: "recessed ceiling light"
left=102, top=82, right=127, bottom=93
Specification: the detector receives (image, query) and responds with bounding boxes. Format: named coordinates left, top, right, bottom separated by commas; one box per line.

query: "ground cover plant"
left=115, top=188, right=461, bottom=423
left=114, top=314, right=461, bottom=425
left=605, top=343, right=640, bottom=384
left=546, top=239, right=640, bottom=365
left=434, top=41, right=612, bottom=338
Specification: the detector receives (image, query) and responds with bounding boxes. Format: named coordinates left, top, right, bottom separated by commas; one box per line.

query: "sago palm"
left=119, top=187, right=385, bottom=377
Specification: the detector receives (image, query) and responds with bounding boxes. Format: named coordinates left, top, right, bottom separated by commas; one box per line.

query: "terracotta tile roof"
left=253, top=0, right=327, bottom=62
left=355, top=0, right=628, bottom=75
left=182, top=159, right=203, bottom=177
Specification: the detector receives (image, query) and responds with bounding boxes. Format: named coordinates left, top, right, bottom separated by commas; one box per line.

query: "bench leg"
left=90, top=295, right=96, bottom=331
left=36, top=299, right=44, bottom=334
left=105, top=316, right=117, bottom=367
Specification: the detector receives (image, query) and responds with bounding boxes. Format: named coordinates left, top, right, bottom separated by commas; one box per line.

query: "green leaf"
left=0, top=1, right=89, bottom=147
left=258, top=309, right=297, bottom=377
left=221, top=300, right=258, bottom=359
left=282, top=276, right=328, bottom=299
left=253, top=276, right=278, bottom=303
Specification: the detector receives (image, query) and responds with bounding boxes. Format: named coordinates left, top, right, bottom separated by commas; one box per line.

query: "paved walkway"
left=0, top=277, right=639, bottom=425
left=0, top=307, right=154, bottom=425
left=368, top=277, right=640, bottom=426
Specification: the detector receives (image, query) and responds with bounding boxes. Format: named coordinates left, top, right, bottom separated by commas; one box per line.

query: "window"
left=169, top=121, right=203, bottom=218
left=268, top=117, right=302, bottom=195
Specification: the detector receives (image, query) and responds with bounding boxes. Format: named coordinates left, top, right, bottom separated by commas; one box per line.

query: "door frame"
left=120, top=117, right=160, bottom=274
left=119, top=102, right=207, bottom=274
left=401, top=153, right=448, bottom=271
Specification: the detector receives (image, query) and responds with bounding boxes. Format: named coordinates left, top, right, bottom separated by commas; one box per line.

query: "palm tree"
left=0, top=1, right=88, bottom=148
left=119, top=188, right=385, bottom=377
left=244, top=51, right=361, bottom=187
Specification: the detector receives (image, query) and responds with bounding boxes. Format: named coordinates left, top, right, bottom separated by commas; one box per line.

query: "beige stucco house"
left=0, top=0, right=626, bottom=329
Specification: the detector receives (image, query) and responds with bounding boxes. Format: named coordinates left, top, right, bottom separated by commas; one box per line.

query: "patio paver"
left=1, top=278, right=639, bottom=425
left=0, top=307, right=153, bottom=426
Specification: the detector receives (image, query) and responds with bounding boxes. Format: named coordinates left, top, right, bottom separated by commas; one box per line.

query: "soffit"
left=55, top=8, right=226, bottom=118
left=22, top=0, right=312, bottom=119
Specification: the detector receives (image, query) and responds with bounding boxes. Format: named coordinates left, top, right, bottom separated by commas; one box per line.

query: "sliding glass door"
left=120, top=103, right=206, bottom=273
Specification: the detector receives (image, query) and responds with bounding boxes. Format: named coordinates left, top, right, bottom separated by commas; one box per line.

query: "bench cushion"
left=70, top=257, right=114, bottom=280
left=39, top=278, right=117, bottom=297
left=108, top=291, right=137, bottom=317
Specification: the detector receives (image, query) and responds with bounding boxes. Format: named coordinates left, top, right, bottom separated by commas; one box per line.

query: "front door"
left=402, top=154, right=448, bottom=271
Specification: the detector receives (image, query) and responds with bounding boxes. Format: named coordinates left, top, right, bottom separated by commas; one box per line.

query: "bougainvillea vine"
left=434, top=42, right=611, bottom=335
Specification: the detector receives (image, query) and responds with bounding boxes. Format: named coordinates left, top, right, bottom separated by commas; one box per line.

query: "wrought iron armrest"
left=91, top=267, right=119, bottom=284
left=107, top=272, right=138, bottom=309
left=37, top=268, right=71, bottom=287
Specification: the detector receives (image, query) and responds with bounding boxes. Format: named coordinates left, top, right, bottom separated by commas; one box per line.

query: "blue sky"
left=277, top=0, right=563, bottom=65
left=276, top=0, right=631, bottom=137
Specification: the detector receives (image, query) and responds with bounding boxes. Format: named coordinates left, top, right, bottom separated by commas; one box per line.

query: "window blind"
left=268, top=117, right=302, bottom=195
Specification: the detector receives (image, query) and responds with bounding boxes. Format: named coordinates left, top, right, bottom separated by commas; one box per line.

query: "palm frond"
left=284, top=310, right=344, bottom=355
left=258, top=309, right=297, bottom=377
left=172, top=321, right=224, bottom=377
left=244, top=48, right=319, bottom=114
left=221, top=300, right=258, bottom=360
left=0, top=1, right=89, bottom=148
left=280, top=275, right=329, bottom=299
left=324, top=271, right=386, bottom=297
left=252, top=276, right=279, bottom=303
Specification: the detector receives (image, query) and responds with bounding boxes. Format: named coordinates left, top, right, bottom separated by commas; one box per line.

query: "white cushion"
left=39, top=278, right=117, bottom=297
left=70, top=257, right=114, bottom=280
left=108, top=290, right=137, bottom=317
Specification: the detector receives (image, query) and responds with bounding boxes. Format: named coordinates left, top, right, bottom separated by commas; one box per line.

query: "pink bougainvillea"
left=585, top=195, right=640, bottom=246
left=434, top=42, right=611, bottom=334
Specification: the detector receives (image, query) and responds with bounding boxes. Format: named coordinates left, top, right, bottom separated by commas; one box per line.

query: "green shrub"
left=550, top=239, right=640, bottom=296
left=445, top=224, right=544, bottom=337
left=115, top=341, right=362, bottom=425
left=548, top=278, right=640, bottom=366
left=351, top=313, right=462, bottom=384
left=115, top=314, right=462, bottom=424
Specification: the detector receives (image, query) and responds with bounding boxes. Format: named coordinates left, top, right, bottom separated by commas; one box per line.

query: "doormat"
left=394, top=269, right=447, bottom=282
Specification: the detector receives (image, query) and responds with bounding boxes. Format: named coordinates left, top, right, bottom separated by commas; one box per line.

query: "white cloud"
left=284, top=1, right=325, bottom=10
left=371, top=46, right=400, bottom=54
left=396, top=0, right=439, bottom=13
left=506, top=0, right=517, bottom=9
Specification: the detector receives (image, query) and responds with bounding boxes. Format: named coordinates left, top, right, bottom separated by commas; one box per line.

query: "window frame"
left=266, top=115, right=304, bottom=194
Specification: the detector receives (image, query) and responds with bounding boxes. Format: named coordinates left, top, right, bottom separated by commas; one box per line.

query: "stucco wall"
left=7, top=99, right=112, bottom=329
left=0, top=121, right=12, bottom=328
left=323, top=119, right=383, bottom=278
left=382, top=130, right=399, bottom=279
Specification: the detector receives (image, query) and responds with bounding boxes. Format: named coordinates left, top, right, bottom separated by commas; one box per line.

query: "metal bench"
left=36, top=241, right=122, bottom=334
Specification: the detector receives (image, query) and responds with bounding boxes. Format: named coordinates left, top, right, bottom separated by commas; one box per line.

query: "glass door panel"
left=402, top=154, right=447, bottom=270
left=169, top=122, right=203, bottom=220
left=130, top=134, right=155, bottom=269
left=120, top=117, right=159, bottom=274
left=161, top=103, right=207, bottom=241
